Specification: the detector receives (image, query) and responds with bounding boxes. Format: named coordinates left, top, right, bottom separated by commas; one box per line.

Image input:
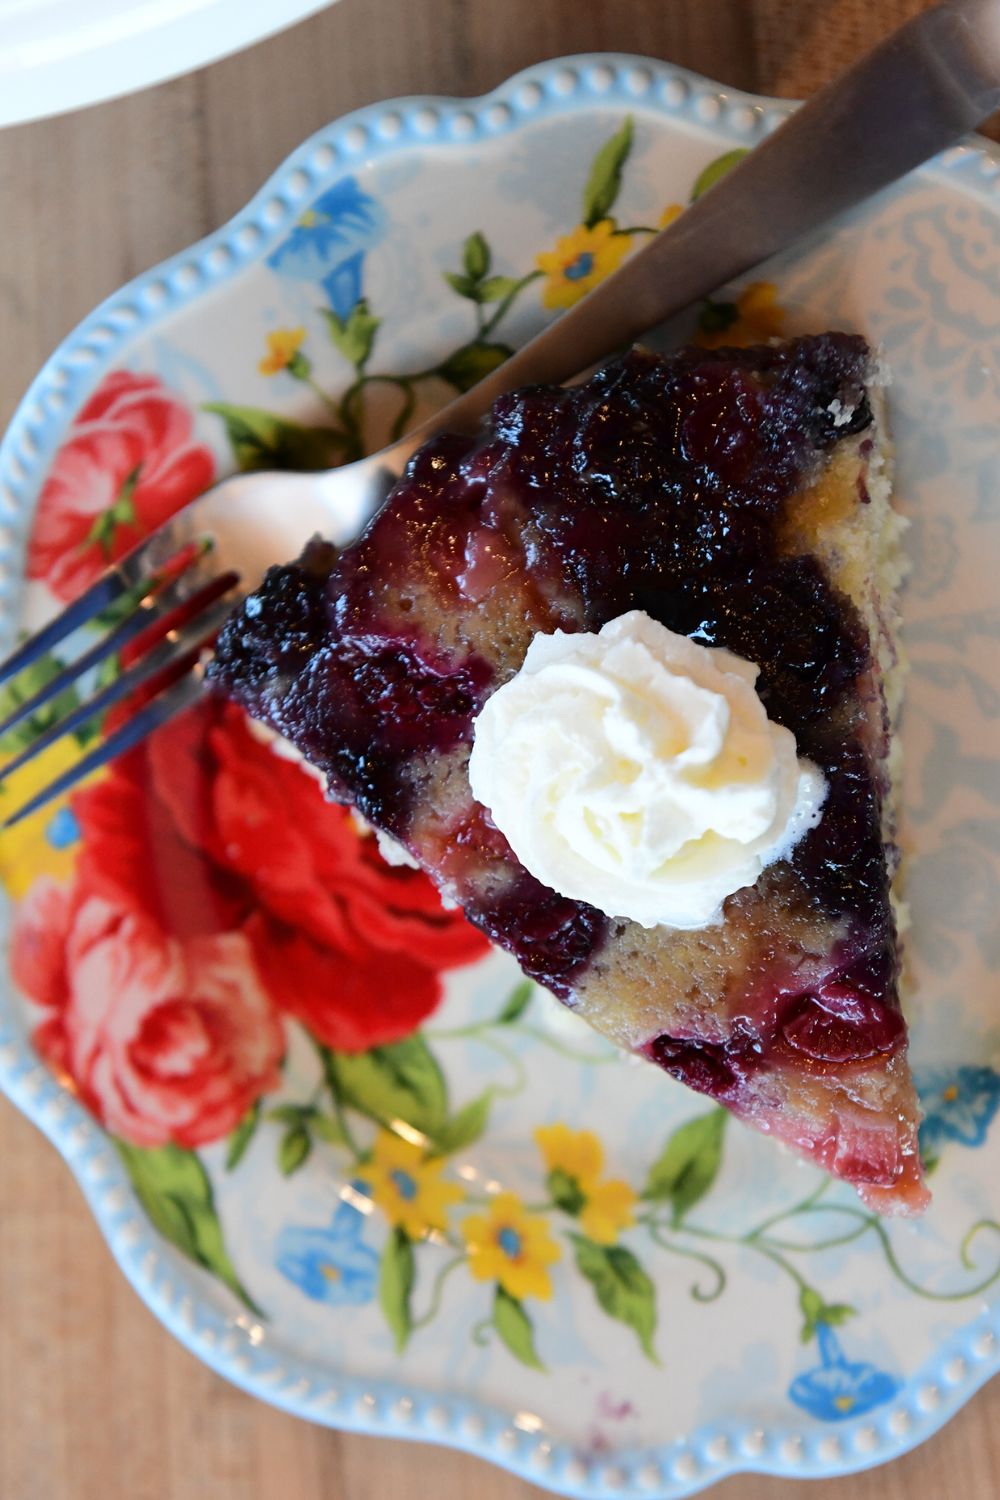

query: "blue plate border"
left=1, top=53, right=999, bottom=1498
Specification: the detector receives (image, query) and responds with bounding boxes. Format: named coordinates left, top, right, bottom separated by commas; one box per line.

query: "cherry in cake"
left=211, top=335, right=927, bottom=1215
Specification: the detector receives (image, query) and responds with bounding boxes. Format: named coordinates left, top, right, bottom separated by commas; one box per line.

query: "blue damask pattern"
left=871, top=200, right=1000, bottom=408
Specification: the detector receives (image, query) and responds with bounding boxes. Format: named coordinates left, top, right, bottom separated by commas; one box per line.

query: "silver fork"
left=3, top=0, right=998, bottom=829
left=0, top=530, right=242, bottom=824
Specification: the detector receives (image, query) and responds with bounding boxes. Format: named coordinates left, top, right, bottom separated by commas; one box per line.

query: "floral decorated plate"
left=2, top=54, right=1000, bottom=1499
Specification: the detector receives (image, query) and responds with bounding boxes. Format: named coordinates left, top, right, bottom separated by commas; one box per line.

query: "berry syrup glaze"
left=212, top=336, right=928, bottom=1213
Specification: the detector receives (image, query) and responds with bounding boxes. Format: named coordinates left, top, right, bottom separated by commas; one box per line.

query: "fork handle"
left=422, top=0, right=1000, bottom=436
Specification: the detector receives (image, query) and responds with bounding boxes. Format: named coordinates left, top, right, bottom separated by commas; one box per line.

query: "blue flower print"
left=275, top=1190, right=378, bottom=1307
left=917, top=1065, right=1000, bottom=1159
left=789, top=1326, right=901, bottom=1422
left=266, top=177, right=386, bottom=318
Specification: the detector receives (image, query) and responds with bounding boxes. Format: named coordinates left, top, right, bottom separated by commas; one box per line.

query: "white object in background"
left=0, top=0, right=336, bottom=128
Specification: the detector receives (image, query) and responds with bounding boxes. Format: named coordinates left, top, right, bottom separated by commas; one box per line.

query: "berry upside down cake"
left=211, top=334, right=927, bottom=1215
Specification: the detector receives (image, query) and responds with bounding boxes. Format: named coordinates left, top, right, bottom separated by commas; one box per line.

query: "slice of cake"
left=210, top=334, right=927, bottom=1215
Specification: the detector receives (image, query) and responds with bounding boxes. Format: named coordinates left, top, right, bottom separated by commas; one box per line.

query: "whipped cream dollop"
left=467, top=611, right=826, bottom=930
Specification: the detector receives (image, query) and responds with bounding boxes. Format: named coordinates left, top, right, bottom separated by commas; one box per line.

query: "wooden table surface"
left=1, top=2, right=999, bottom=1497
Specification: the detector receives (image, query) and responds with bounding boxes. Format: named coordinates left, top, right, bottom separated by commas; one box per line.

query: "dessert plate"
left=2, top=54, right=1000, bottom=1498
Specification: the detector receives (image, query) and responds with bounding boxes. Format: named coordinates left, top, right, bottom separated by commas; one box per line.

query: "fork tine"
left=0, top=529, right=215, bottom=692
left=0, top=571, right=133, bottom=690
left=0, top=581, right=238, bottom=784
left=1, top=670, right=207, bottom=830
left=0, top=562, right=212, bottom=742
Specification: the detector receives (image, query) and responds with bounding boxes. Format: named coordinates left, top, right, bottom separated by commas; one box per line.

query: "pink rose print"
left=12, top=693, right=488, bottom=1143
left=27, top=894, right=284, bottom=1149
left=27, top=371, right=214, bottom=601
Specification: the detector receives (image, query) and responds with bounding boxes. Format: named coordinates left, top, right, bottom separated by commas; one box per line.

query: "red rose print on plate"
left=13, top=368, right=488, bottom=1148
left=18, top=883, right=283, bottom=1148
left=26, top=371, right=215, bottom=601
left=146, top=702, right=486, bottom=1048
left=13, top=699, right=488, bottom=1145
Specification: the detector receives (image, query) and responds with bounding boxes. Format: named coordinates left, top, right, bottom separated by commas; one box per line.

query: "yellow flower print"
left=578, top=1178, right=638, bottom=1244
left=535, top=1124, right=637, bottom=1245
left=0, top=740, right=84, bottom=899
left=461, top=1191, right=562, bottom=1301
left=697, top=281, right=785, bottom=350
left=356, top=1130, right=463, bottom=1240
left=258, top=326, right=308, bottom=376
left=536, top=220, right=632, bottom=310
left=535, top=1122, right=603, bottom=1182
left=657, top=203, right=684, bottom=230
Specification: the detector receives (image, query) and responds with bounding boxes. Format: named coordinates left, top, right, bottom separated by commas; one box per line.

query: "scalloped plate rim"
left=1, top=52, right=999, bottom=1498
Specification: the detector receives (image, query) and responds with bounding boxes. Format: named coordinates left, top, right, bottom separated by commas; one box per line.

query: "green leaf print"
left=309, top=1113, right=349, bottom=1146
left=266, top=1103, right=315, bottom=1126
left=265, top=1103, right=347, bottom=1157
left=438, top=341, right=512, bottom=392
left=443, top=271, right=480, bottom=299
left=203, top=403, right=349, bottom=472
left=643, top=1108, right=727, bottom=1223
left=380, top=1228, right=415, bottom=1352
left=570, top=1234, right=658, bottom=1362
left=690, top=148, right=750, bottom=201
left=85, top=467, right=139, bottom=557
left=433, top=1091, right=493, bottom=1155
left=548, top=1166, right=586, bottom=1216
left=325, top=1035, right=449, bottom=1140
left=462, top=231, right=491, bottom=281
left=477, top=274, right=522, bottom=303
left=224, top=1101, right=260, bottom=1171
left=445, top=231, right=522, bottom=306
left=496, top=980, right=534, bottom=1025
left=0, top=650, right=83, bottom=755
left=322, top=298, right=381, bottom=369
left=581, top=117, right=634, bottom=227
left=278, top=1124, right=312, bottom=1176
left=492, top=1286, right=545, bottom=1370
left=799, top=1286, right=857, bottom=1343
left=115, top=1140, right=262, bottom=1315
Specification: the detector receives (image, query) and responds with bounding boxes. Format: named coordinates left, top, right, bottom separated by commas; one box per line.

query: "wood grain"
left=1, top=2, right=998, bottom=1496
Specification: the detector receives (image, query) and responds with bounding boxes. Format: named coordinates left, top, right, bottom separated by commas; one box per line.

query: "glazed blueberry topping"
left=471, top=872, right=607, bottom=1000
left=647, top=974, right=904, bottom=1097
left=646, top=1021, right=766, bottom=1101
left=217, top=538, right=338, bottom=699
left=212, top=335, right=894, bottom=1013
left=780, top=983, right=905, bottom=1063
